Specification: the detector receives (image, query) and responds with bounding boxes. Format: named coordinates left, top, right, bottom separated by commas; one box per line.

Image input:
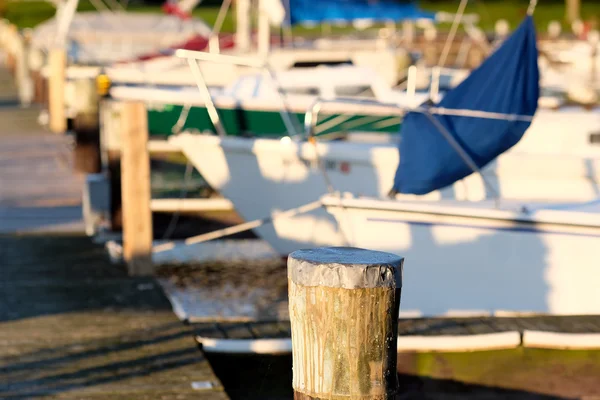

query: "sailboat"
left=101, top=0, right=436, bottom=138
left=170, top=16, right=600, bottom=315
left=109, top=62, right=405, bottom=138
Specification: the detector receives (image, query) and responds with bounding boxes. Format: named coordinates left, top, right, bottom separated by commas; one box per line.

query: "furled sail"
left=284, top=0, right=434, bottom=26
left=393, top=16, right=540, bottom=195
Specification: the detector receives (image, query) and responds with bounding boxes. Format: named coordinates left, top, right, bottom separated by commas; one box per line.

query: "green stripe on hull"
left=147, top=104, right=401, bottom=138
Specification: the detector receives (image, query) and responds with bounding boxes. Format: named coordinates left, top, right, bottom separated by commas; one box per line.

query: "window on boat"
left=292, top=61, right=353, bottom=68
left=282, top=87, right=321, bottom=96
left=335, top=86, right=376, bottom=98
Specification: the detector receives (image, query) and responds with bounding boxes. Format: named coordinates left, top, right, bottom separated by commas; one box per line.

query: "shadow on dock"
left=0, top=235, right=226, bottom=399
left=1, top=323, right=204, bottom=398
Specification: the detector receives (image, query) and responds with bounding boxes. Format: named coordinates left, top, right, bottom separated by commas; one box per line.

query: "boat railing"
left=176, top=49, right=456, bottom=141
left=303, top=97, right=502, bottom=203
left=304, top=98, right=405, bottom=140
left=403, top=65, right=464, bottom=101
left=175, top=48, right=301, bottom=137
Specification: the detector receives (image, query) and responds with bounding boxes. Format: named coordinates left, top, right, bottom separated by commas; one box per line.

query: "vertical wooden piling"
left=16, top=29, right=33, bottom=107
left=0, top=20, right=8, bottom=58
left=5, top=24, right=17, bottom=74
left=565, top=0, right=580, bottom=24
left=288, top=247, right=403, bottom=400
left=120, top=101, right=153, bottom=276
left=48, top=47, right=66, bottom=134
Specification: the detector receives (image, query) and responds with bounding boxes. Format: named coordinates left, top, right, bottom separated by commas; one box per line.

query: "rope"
left=158, top=103, right=195, bottom=241
left=438, top=0, right=469, bottom=68
left=421, top=106, right=534, bottom=122
left=153, top=199, right=323, bottom=253
left=171, top=103, right=192, bottom=134
left=160, top=161, right=194, bottom=240
left=422, top=111, right=500, bottom=205
left=306, top=137, right=356, bottom=247
left=309, top=99, right=535, bottom=123
left=527, top=0, right=538, bottom=16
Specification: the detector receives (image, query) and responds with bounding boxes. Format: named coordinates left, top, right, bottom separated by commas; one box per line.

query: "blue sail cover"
left=286, top=0, right=434, bottom=25
left=393, top=16, right=540, bottom=195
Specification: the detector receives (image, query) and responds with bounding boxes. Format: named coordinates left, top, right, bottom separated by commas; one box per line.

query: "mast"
left=257, top=0, right=270, bottom=55
left=235, top=0, right=251, bottom=52
left=53, top=0, right=79, bottom=48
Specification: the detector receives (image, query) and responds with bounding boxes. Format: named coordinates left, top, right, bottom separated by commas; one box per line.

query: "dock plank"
left=0, top=235, right=228, bottom=399
left=0, top=65, right=83, bottom=234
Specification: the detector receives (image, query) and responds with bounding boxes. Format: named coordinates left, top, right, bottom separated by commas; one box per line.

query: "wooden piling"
left=48, top=47, right=67, bottom=134
left=5, top=24, right=17, bottom=74
left=288, top=247, right=403, bottom=400
left=72, top=79, right=101, bottom=173
left=120, top=101, right=153, bottom=276
left=16, top=29, right=33, bottom=107
left=29, top=47, right=47, bottom=105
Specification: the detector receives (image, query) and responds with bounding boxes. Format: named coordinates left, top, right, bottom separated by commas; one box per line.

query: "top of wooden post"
left=288, top=247, right=403, bottom=290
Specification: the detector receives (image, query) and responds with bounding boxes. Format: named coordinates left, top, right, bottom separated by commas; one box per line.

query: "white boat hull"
left=322, top=196, right=600, bottom=316
left=170, top=134, right=388, bottom=253
left=170, top=133, right=600, bottom=315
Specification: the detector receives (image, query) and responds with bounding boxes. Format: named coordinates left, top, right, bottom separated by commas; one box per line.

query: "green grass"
left=2, top=0, right=599, bottom=34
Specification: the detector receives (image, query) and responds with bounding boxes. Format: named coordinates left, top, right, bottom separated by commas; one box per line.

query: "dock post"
left=5, top=24, right=17, bottom=74
left=120, top=101, right=153, bottom=276
left=48, top=47, right=67, bottom=133
left=16, top=28, right=33, bottom=107
left=288, top=247, right=403, bottom=400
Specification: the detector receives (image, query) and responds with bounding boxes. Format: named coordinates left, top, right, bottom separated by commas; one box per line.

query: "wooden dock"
left=0, top=235, right=228, bottom=399
left=0, top=64, right=228, bottom=399
left=0, top=99, right=83, bottom=235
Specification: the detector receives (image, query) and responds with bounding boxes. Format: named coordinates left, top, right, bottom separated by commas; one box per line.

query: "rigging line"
left=527, top=0, right=538, bottom=16
left=305, top=109, right=355, bottom=248
left=187, top=58, right=227, bottom=137
left=210, top=0, right=232, bottom=46
left=308, top=136, right=355, bottom=247
left=103, top=0, right=125, bottom=11
left=420, top=106, right=534, bottom=122
left=153, top=199, right=323, bottom=253
left=422, top=111, right=501, bottom=206
left=263, top=65, right=301, bottom=136
left=309, top=139, right=335, bottom=195
left=438, top=0, right=469, bottom=68
left=312, top=98, right=534, bottom=121
left=160, top=161, right=194, bottom=240
left=159, top=103, right=195, bottom=241
left=172, top=103, right=192, bottom=134
left=89, top=0, right=110, bottom=12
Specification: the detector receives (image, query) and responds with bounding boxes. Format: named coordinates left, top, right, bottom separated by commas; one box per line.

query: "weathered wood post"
left=565, top=0, right=580, bottom=24
left=0, top=19, right=7, bottom=54
left=48, top=47, right=67, bottom=134
left=5, top=24, right=17, bottom=74
left=29, top=47, right=47, bottom=105
left=16, top=28, right=33, bottom=107
left=72, top=78, right=101, bottom=173
left=120, top=101, right=153, bottom=276
left=288, top=247, right=403, bottom=400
